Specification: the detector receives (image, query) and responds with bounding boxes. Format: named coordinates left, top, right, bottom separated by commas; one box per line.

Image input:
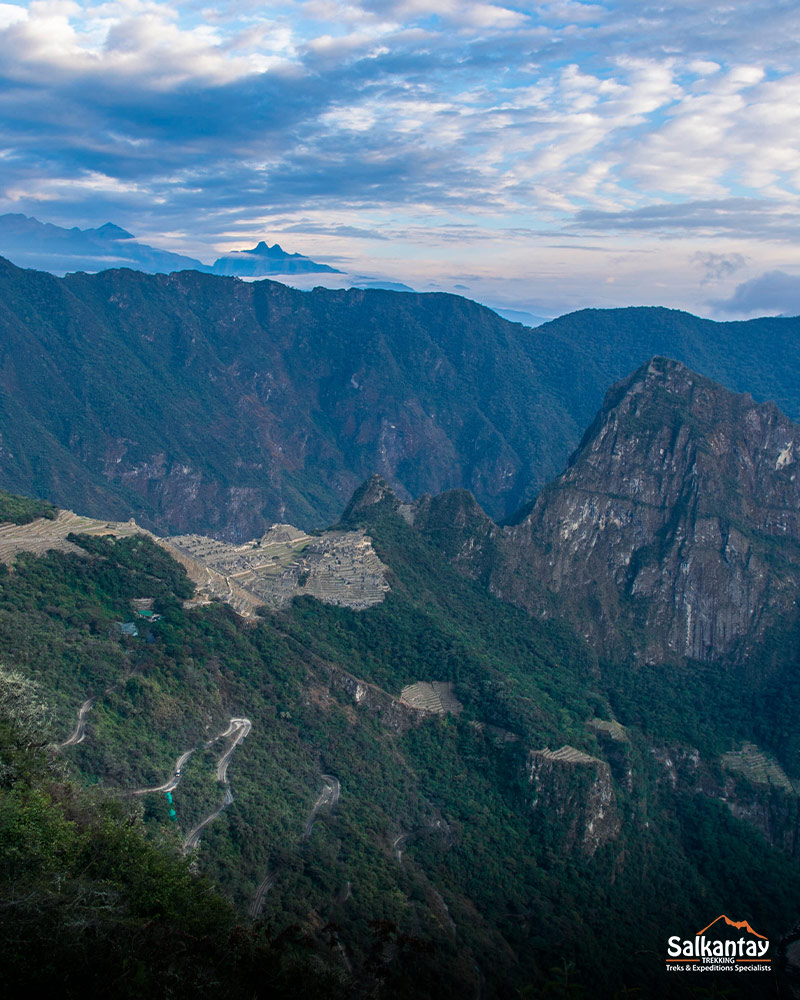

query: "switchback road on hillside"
left=249, top=869, right=280, bottom=919
left=132, top=716, right=252, bottom=801
left=182, top=717, right=251, bottom=853
left=132, top=747, right=196, bottom=795
left=303, top=774, right=340, bottom=839
left=391, top=833, right=410, bottom=864
left=215, top=718, right=252, bottom=781
left=183, top=789, right=233, bottom=851
left=59, top=697, right=95, bottom=747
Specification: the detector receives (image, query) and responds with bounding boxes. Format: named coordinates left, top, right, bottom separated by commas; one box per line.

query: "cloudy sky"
left=1, top=0, right=799, bottom=318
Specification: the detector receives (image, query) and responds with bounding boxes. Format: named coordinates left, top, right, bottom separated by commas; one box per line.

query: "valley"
left=3, top=350, right=800, bottom=998
left=3, top=257, right=800, bottom=540
left=4, top=1, right=799, bottom=995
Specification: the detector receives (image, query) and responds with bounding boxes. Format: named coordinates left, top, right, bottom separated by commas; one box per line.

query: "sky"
left=1, top=0, right=799, bottom=318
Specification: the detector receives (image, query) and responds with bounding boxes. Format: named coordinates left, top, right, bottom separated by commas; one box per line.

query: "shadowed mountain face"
left=0, top=259, right=586, bottom=537
left=4, top=255, right=800, bottom=541
left=514, top=357, right=800, bottom=662
left=0, top=213, right=206, bottom=274
left=5, top=358, right=800, bottom=996
left=7, top=482, right=800, bottom=1000
left=411, top=358, right=800, bottom=666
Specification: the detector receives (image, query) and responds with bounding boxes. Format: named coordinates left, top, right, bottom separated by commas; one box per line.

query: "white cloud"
left=0, top=3, right=27, bottom=28
left=319, top=104, right=376, bottom=131
left=687, top=59, right=720, bottom=76
left=2, top=0, right=800, bottom=316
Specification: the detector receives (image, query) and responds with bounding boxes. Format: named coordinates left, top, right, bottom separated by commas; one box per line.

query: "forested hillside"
left=2, top=480, right=800, bottom=997
left=2, top=257, right=800, bottom=538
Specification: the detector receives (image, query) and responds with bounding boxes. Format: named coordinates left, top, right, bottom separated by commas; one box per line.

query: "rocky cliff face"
left=494, top=357, right=800, bottom=664
left=653, top=743, right=800, bottom=859
left=527, top=745, right=620, bottom=855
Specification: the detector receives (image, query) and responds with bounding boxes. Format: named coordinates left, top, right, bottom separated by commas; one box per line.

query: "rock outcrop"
left=527, top=745, right=620, bottom=855
left=653, top=742, right=800, bottom=859
left=494, top=357, right=800, bottom=663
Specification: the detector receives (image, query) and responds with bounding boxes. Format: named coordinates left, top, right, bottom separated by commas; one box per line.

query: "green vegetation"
left=3, top=258, right=800, bottom=537
left=0, top=667, right=353, bottom=999
left=0, top=488, right=56, bottom=524
left=1, top=496, right=800, bottom=998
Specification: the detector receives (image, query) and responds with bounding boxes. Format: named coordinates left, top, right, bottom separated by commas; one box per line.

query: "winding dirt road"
left=303, top=774, right=340, bottom=839
left=59, top=697, right=95, bottom=747
left=183, top=789, right=234, bottom=851
left=132, top=748, right=196, bottom=795
left=215, top=718, right=252, bottom=781
left=249, top=870, right=280, bottom=919
left=391, top=833, right=410, bottom=864
left=182, top=718, right=251, bottom=853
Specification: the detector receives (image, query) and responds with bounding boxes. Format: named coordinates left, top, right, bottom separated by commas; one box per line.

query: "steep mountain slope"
left=490, top=357, right=800, bottom=666
left=12, top=313, right=800, bottom=1000
left=4, top=487, right=800, bottom=999
left=0, top=258, right=582, bottom=535
left=542, top=305, right=800, bottom=432
left=3, top=257, right=800, bottom=539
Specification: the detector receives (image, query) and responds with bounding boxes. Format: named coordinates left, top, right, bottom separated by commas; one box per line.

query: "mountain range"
left=0, top=213, right=340, bottom=278
left=2, top=254, right=800, bottom=998
left=1, top=255, right=800, bottom=543
left=3, top=356, right=800, bottom=997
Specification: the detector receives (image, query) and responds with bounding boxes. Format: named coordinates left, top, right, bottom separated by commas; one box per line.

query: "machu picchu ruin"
left=0, top=510, right=390, bottom=617
left=167, top=524, right=389, bottom=612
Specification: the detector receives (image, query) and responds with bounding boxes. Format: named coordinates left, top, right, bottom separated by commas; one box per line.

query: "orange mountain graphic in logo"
left=696, top=915, right=767, bottom=939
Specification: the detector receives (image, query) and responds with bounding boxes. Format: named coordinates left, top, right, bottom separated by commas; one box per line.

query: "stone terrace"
left=0, top=511, right=390, bottom=618
left=399, top=681, right=463, bottom=715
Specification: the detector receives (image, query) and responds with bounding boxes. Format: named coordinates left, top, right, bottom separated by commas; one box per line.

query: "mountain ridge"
left=0, top=213, right=342, bottom=279
left=2, top=459, right=799, bottom=999
left=351, top=357, right=800, bottom=671
left=0, top=212, right=206, bottom=274
left=211, top=240, right=342, bottom=276
left=3, top=257, right=800, bottom=540
left=3, top=341, right=800, bottom=995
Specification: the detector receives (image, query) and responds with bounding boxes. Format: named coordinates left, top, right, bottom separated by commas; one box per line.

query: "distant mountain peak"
left=248, top=241, right=298, bottom=258
left=0, top=212, right=205, bottom=274
left=211, top=239, right=341, bottom=276
left=92, top=222, right=135, bottom=240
